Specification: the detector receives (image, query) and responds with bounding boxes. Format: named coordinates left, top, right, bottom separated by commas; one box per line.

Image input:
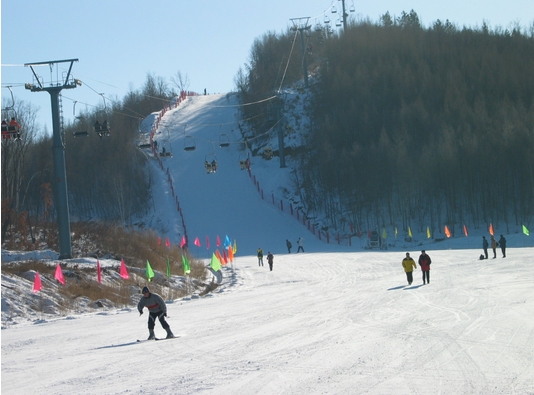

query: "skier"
left=418, top=250, right=431, bottom=285
left=499, top=235, right=507, bottom=258
left=266, top=252, right=274, bottom=271
left=482, top=236, right=489, bottom=259
left=297, top=237, right=304, bottom=253
left=286, top=239, right=292, bottom=253
left=137, top=286, right=174, bottom=340
left=257, top=247, right=264, bottom=266
left=402, top=252, right=417, bottom=285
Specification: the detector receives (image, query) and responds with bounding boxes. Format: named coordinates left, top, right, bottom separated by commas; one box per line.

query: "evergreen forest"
left=237, top=12, right=534, bottom=236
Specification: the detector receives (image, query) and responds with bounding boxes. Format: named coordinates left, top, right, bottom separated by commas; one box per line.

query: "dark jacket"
left=138, top=292, right=166, bottom=314
left=267, top=253, right=274, bottom=264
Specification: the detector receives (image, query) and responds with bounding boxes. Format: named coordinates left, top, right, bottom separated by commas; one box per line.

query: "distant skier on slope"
left=267, top=252, right=274, bottom=271
left=257, top=248, right=264, bottom=266
left=297, top=237, right=304, bottom=253
left=286, top=239, right=292, bottom=253
left=418, top=250, right=431, bottom=285
left=138, top=286, right=174, bottom=340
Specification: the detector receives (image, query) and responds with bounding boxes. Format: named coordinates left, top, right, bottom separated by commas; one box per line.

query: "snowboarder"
left=418, top=250, right=431, bottom=284
left=266, top=252, right=274, bottom=271
left=257, top=248, right=264, bottom=266
left=297, top=237, right=304, bottom=253
left=286, top=239, right=292, bottom=253
left=137, top=286, right=174, bottom=340
left=490, top=235, right=497, bottom=259
left=499, top=235, right=507, bottom=258
left=402, top=252, right=417, bottom=285
left=482, top=236, right=489, bottom=259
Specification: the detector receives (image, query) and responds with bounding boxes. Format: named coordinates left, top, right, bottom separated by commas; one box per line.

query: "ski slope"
left=2, top=93, right=534, bottom=395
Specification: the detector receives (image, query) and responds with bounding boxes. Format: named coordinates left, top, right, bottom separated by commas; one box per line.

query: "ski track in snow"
left=2, top=94, right=534, bottom=395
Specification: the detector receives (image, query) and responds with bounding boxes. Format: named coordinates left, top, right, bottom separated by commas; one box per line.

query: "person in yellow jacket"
left=402, top=252, right=417, bottom=285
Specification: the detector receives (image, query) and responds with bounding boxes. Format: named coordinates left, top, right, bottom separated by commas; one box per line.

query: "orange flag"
left=444, top=225, right=451, bottom=238
left=489, top=223, right=494, bottom=236
left=463, top=224, right=468, bottom=237
left=215, top=249, right=225, bottom=266
left=228, top=245, right=234, bottom=262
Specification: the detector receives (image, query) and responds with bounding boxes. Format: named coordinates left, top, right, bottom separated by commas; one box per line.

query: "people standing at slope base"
left=257, top=248, right=264, bottom=266
left=286, top=239, right=292, bottom=253
left=418, top=250, right=431, bottom=285
left=297, top=237, right=304, bottom=253
left=490, top=235, right=498, bottom=259
left=137, top=286, right=174, bottom=340
left=402, top=253, right=417, bottom=285
left=482, top=236, right=489, bottom=259
left=499, top=235, right=507, bottom=258
left=267, top=252, right=274, bottom=271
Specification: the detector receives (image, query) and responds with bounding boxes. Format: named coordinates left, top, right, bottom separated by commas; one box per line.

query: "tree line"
left=237, top=12, right=534, bottom=235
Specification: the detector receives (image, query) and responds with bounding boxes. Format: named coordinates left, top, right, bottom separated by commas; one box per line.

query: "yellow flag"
left=408, top=226, right=413, bottom=238
left=394, top=227, right=398, bottom=238
left=233, top=240, right=237, bottom=254
left=427, top=226, right=431, bottom=238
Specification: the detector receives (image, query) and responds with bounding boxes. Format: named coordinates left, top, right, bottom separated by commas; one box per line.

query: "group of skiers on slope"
left=402, top=250, right=432, bottom=286
left=256, top=238, right=305, bottom=272
left=481, top=235, right=507, bottom=259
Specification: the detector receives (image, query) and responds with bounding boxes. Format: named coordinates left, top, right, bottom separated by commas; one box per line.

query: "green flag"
left=146, top=260, right=155, bottom=281
left=166, top=257, right=171, bottom=278
left=523, top=225, right=530, bottom=236
left=182, top=254, right=191, bottom=275
left=210, top=252, right=221, bottom=271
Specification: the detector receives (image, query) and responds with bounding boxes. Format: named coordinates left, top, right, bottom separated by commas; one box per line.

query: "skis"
left=137, top=336, right=179, bottom=343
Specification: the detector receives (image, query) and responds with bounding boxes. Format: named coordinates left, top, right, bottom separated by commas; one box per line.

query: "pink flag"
left=165, top=237, right=171, bottom=248
left=97, top=260, right=102, bottom=283
left=119, top=259, right=129, bottom=279
left=223, top=249, right=228, bottom=264
left=194, top=237, right=201, bottom=247
left=206, top=236, right=210, bottom=250
left=33, top=272, right=42, bottom=293
left=55, top=264, right=65, bottom=285
left=216, top=235, right=221, bottom=247
left=157, top=236, right=162, bottom=246
left=180, top=235, right=186, bottom=248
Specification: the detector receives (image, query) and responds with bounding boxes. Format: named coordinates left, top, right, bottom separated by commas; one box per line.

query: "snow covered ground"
left=2, top=93, right=534, bottom=394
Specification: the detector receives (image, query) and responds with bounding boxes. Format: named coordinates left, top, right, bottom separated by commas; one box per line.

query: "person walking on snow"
left=402, top=252, right=417, bottom=285
left=267, top=252, right=274, bottom=271
left=286, top=239, right=292, bottom=253
left=297, top=237, right=304, bottom=253
left=418, top=250, right=431, bottom=284
left=499, top=235, right=507, bottom=258
left=257, top=248, right=264, bottom=266
left=138, top=286, right=174, bottom=340
left=482, top=236, right=489, bottom=259
left=490, top=235, right=497, bottom=259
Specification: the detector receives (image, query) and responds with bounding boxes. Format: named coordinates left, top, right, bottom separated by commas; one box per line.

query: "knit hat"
left=142, top=286, right=150, bottom=294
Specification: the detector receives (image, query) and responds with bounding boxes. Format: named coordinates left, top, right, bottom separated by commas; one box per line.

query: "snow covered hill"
left=2, top=92, right=534, bottom=394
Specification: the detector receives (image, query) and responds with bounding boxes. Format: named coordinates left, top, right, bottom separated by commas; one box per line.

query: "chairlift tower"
left=25, top=59, right=81, bottom=259
left=290, top=17, right=311, bottom=88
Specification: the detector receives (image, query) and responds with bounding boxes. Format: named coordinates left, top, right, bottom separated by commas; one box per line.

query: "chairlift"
left=349, top=2, right=355, bottom=12
left=184, top=135, right=196, bottom=151
left=219, top=133, right=230, bottom=148
left=205, top=153, right=218, bottom=174
left=1, top=87, right=22, bottom=141
left=159, top=140, right=173, bottom=158
left=72, top=101, right=88, bottom=138
left=239, top=153, right=251, bottom=170
left=263, top=146, right=273, bottom=160
left=332, top=5, right=337, bottom=13
left=94, top=94, right=111, bottom=138
left=324, top=14, right=330, bottom=24
left=336, top=18, right=342, bottom=27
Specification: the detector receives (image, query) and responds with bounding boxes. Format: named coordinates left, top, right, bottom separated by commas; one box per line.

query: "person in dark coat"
left=257, top=248, right=264, bottom=266
left=418, top=250, right=431, bottom=284
left=286, top=239, right=292, bottom=253
left=266, top=252, right=274, bottom=271
left=499, top=235, right=507, bottom=258
left=490, top=235, right=497, bottom=259
left=482, top=236, right=489, bottom=259
left=137, top=286, right=174, bottom=340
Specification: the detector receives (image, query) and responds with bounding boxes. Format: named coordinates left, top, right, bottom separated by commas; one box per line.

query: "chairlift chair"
left=263, top=146, right=273, bottom=160
left=184, top=135, right=196, bottom=151
left=219, top=133, right=230, bottom=148
left=159, top=141, right=173, bottom=158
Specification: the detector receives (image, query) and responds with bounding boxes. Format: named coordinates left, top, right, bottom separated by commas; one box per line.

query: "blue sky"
left=2, top=0, right=532, bottom=133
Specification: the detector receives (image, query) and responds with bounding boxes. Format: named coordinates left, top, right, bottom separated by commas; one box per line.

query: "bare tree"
left=170, top=71, right=190, bottom=94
